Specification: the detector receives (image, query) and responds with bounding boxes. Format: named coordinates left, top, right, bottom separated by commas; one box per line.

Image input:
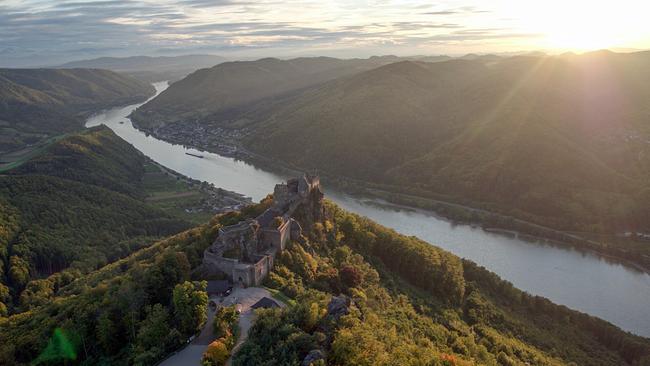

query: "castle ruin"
left=202, top=174, right=322, bottom=286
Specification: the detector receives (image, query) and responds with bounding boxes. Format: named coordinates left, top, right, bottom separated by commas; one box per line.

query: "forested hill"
left=1, top=191, right=648, bottom=365
left=129, top=56, right=408, bottom=129
left=0, top=68, right=154, bottom=152
left=0, top=126, right=191, bottom=317
left=245, top=50, right=650, bottom=234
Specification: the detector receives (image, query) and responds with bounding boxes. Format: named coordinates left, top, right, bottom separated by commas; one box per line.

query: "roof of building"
left=251, top=297, right=279, bottom=309
left=206, top=280, right=232, bottom=294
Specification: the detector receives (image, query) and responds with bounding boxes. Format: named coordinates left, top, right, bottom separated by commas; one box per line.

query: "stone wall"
left=204, top=249, right=276, bottom=287
left=202, top=174, right=321, bottom=287
left=203, top=251, right=240, bottom=279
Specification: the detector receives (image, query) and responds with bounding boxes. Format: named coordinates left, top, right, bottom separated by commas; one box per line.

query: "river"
left=86, top=81, right=650, bottom=338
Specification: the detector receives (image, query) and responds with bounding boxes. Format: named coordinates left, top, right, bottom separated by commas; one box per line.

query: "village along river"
left=87, top=82, right=650, bottom=337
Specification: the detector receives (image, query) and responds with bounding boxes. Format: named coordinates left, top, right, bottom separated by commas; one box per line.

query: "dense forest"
left=0, top=126, right=197, bottom=317
left=0, top=216, right=215, bottom=365
left=235, top=199, right=650, bottom=365
left=0, top=68, right=153, bottom=152
left=0, top=201, right=263, bottom=365
left=2, top=189, right=648, bottom=365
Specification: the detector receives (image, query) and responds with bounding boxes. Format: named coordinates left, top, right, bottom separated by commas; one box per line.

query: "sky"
left=1, top=0, right=649, bottom=67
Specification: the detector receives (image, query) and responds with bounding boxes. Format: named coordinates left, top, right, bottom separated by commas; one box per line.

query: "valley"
left=131, top=52, right=650, bottom=273
left=98, top=82, right=650, bottom=337
left=5, top=1, right=650, bottom=364
left=0, top=69, right=648, bottom=366
left=134, top=112, right=650, bottom=275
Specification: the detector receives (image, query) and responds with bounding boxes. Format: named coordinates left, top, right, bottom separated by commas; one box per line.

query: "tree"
left=19, top=279, right=53, bottom=310
left=8, top=255, right=30, bottom=290
left=133, top=304, right=180, bottom=365
left=202, top=339, right=230, bottom=366
left=146, top=252, right=191, bottom=304
left=137, top=304, right=175, bottom=349
left=339, top=265, right=362, bottom=289
left=96, top=311, right=119, bottom=354
left=173, top=281, right=208, bottom=336
left=0, top=283, right=9, bottom=316
left=213, top=306, right=239, bottom=342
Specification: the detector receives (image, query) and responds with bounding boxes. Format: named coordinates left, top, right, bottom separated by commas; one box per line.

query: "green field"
left=142, top=161, right=216, bottom=223
left=0, top=134, right=68, bottom=172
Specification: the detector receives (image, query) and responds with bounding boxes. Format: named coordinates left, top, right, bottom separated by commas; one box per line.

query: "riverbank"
left=132, top=122, right=650, bottom=274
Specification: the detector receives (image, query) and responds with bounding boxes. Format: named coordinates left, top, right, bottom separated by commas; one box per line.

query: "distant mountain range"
left=57, top=54, right=228, bottom=82
left=0, top=68, right=153, bottom=153
left=131, top=51, right=650, bottom=235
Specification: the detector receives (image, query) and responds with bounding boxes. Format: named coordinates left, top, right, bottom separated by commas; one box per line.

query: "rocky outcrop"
left=326, top=295, right=351, bottom=320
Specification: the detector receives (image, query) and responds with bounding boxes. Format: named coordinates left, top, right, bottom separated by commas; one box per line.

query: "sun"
left=543, top=22, right=621, bottom=52
left=503, top=0, right=649, bottom=52
left=537, top=1, right=626, bottom=51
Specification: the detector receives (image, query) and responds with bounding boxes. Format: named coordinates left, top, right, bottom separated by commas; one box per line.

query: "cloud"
left=178, top=0, right=256, bottom=7
left=423, top=11, right=458, bottom=15
left=422, top=6, right=490, bottom=16
left=0, top=0, right=540, bottom=66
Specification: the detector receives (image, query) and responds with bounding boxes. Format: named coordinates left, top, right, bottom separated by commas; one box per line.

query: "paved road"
left=225, top=287, right=285, bottom=366
left=158, top=345, right=206, bottom=366
left=159, top=287, right=284, bottom=366
left=159, top=294, right=220, bottom=366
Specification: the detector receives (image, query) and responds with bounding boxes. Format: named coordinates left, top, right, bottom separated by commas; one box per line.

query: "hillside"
left=129, top=56, right=412, bottom=130
left=127, top=51, right=650, bottom=237
left=0, top=68, right=154, bottom=153
left=58, top=54, right=227, bottom=83
left=236, top=199, right=650, bottom=365
left=243, top=51, right=650, bottom=236
left=1, top=191, right=648, bottom=365
left=0, top=126, right=230, bottom=317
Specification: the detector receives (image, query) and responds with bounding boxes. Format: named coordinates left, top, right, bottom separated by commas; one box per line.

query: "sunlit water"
left=87, top=82, right=650, bottom=337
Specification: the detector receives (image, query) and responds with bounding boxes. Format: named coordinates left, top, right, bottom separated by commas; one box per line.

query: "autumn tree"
left=339, top=265, right=362, bottom=289
left=202, top=339, right=230, bottom=366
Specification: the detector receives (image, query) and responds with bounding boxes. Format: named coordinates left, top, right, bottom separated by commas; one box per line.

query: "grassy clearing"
left=142, top=162, right=215, bottom=224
